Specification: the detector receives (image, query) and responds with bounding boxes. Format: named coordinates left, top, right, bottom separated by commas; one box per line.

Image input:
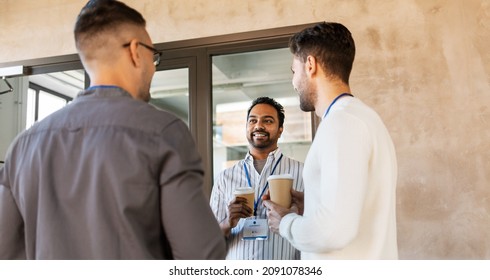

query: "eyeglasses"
left=123, top=42, right=162, bottom=66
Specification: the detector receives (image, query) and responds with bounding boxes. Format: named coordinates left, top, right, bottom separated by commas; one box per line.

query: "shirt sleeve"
left=279, top=113, right=371, bottom=253
left=0, top=165, right=26, bottom=259
left=158, top=120, right=226, bottom=260
left=209, top=172, right=229, bottom=225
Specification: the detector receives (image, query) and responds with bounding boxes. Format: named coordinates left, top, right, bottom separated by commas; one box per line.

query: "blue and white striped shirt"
left=210, top=148, right=304, bottom=260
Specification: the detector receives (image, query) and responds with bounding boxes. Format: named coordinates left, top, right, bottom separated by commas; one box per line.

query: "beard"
left=247, top=131, right=276, bottom=150
left=299, top=92, right=316, bottom=112
left=297, top=80, right=317, bottom=112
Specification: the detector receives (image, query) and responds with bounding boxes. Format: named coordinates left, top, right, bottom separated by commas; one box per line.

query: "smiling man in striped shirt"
left=210, top=97, right=304, bottom=260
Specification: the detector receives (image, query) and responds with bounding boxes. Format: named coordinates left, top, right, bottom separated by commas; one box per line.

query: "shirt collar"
left=245, top=147, right=282, bottom=162
left=76, top=85, right=132, bottom=99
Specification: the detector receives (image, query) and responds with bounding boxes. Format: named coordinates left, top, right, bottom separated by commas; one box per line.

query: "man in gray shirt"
left=0, top=0, right=225, bottom=260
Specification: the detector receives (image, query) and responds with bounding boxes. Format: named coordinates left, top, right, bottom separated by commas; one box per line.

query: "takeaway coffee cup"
left=267, top=174, right=293, bottom=208
left=233, top=187, right=255, bottom=215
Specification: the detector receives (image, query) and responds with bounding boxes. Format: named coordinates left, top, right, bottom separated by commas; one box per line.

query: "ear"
left=305, top=55, right=317, bottom=77
left=127, top=39, right=142, bottom=68
left=278, top=126, right=284, bottom=138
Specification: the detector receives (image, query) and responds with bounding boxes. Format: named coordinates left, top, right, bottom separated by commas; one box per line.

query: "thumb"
left=261, top=191, right=270, bottom=201
left=262, top=199, right=275, bottom=209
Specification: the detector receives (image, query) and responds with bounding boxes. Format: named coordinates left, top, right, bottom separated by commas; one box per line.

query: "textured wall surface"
left=0, top=0, right=489, bottom=259
left=350, top=0, right=490, bottom=259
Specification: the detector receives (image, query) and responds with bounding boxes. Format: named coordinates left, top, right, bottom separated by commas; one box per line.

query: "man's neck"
left=86, top=63, right=139, bottom=100
left=249, top=146, right=277, bottom=160
left=314, top=80, right=351, bottom=118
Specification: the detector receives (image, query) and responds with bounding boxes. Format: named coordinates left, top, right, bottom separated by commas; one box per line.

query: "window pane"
left=26, top=88, right=36, bottom=129
left=212, top=48, right=312, bottom=179
left=150, top=68, right=190, bottom=125
left=38, top=91, right=66, bottom=121
left=29, top=70, right=84, bottom=100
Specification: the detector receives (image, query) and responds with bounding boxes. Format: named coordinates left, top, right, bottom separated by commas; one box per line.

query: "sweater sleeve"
left=279, top=112, right=372, bottom=253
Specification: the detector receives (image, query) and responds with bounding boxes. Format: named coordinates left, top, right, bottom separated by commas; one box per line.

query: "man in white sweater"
left=263, top=22, right=398, bottom=259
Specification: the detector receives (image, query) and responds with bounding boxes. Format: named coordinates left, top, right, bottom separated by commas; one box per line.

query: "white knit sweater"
left=279, top=97, right=398, bottom=259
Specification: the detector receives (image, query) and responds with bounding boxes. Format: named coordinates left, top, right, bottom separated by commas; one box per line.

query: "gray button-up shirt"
left=0, top=86, right=225, bottom=259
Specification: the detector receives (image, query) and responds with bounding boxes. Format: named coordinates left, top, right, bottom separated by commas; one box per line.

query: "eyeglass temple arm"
left=0, top=76, right=14, bottom=95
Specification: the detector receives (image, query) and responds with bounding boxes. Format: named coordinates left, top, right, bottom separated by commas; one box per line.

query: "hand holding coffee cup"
left=233, top=187, right=255, bottom=217
left=267, top=174, right=293, bottom=208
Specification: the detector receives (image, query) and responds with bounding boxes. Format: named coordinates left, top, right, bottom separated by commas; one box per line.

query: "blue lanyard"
left=243, top=153, right=283, bottom=216
left=322, top=93, right=354, bottom=119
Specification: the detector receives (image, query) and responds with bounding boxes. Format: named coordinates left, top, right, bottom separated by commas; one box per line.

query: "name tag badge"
left=242, top=217, right=268, bottom=241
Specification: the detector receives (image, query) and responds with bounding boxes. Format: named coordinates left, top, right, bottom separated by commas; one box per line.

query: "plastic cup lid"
left=267, top=174, right=293, bottom=181
left=234, top=187, right=254, bottom=194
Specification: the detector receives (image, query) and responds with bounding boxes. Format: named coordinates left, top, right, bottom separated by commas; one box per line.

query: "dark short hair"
left=247, top=97, right=285, bottom=128
left=289, top=22, right=355, bottom=85
left=74, top=0, right=146, bottom=49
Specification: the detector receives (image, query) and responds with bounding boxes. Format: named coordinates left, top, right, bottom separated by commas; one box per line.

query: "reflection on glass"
left=38, top=91, right=67, bottom=121
left=27, top=70, right=83, bottom=128
left=29, top=70, right=84, bottom=100
left=150, top=68, right=189, bottom=125
left=212, top=48, right=312, bottom=180
left=26, top=88, right=36, bottom=128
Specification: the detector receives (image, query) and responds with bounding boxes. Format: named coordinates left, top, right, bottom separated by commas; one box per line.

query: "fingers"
left=264, top=199, right=298, bottom=218
left=227, top=198, right=253, bottom=228
left=261, top=190, right=270, bottom=202
left=228, top=201, right=252, bottom=216
left=263, top=199, right=286, bottom=212
left=291, top=189, right=304, bottom=200
left=230, top=197, right=252, bottom=211
left=230, top=196, right=249, bottom=205
left=263, top=200, right=284, bottom=220
left=290, top=204, right=299, bottom=215
left=290, top=189, right=304, bottom=215
left=262, top=199, right=276, bottom=211
left=264, top=201, right=281, bottom=233
left=267, top=218, right=280, bottom=233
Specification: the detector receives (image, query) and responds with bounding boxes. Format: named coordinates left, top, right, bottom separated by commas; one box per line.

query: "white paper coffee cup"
left=267, top=174, right=293, bottom=208
left=233, top=187, right=255, bottom=215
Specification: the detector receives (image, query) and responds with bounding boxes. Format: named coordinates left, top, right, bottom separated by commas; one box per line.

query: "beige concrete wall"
left=1, top=0, right=489, bottom=259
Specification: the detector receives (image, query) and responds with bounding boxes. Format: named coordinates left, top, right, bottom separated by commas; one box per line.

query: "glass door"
left=211, top=48, right=312, bottom=180
left=150, top=68, right=190, bottom=125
